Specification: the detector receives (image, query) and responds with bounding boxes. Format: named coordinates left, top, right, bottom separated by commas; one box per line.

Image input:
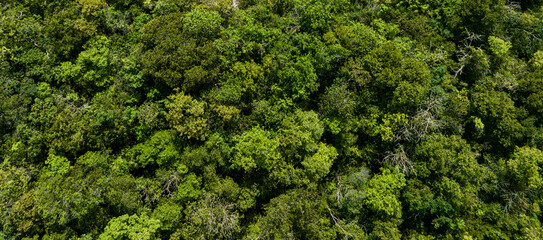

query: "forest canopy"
left=2, top=0, right=543, bottom=239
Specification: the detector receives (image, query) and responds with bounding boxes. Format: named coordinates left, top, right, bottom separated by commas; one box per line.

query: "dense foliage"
left=2, top=0, right=543, bottom=239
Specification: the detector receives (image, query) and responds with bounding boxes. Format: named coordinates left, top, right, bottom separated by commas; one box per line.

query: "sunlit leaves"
left=166, top=92, right=209, bottom=141
left=415, top=134, right=485, bottom=185
left=365, top=168, right=406, bottom=218
left=361, top=42, right=431, bottom=111
left=302, top=143, right=337, bottom=181
left=488, top=36, right=512, bottom=57
left=127, top=130, right=179, bottom=168
left=247, top=189, right=337, bottom=239
left=231, top=127, right=280, bottom=172
left=3, top=0, right=543, bottom=239
left=507, top=146, right=543, bottom=191
left=182, top=8, right=223, bottom=39
left=99, top=213, right=161, bottom=240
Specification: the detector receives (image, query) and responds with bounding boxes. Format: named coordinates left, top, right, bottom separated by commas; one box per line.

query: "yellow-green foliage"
left=167, top=91, right=209, bottom=141
left=3, top=0, right=543, bottom=239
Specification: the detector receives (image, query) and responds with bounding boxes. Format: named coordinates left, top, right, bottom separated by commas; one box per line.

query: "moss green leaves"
left=99, top=213, right=161, bottom=240
left=507, top=147, right=543, bottom=190
left=167, top=92, right=209, bottom=141
left=231, top=127, right=280, bottom=172
left=365, top=168, right=406, bottom=218
left=182, top=8, right=223, bottom=39
left=488, top=36, right=512, bottom=57
left=302, top=143, right=338, bottom=181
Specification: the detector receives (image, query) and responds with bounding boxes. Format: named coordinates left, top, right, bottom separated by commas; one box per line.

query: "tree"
left=34, top=151, right=110, bottom=233
left=360, top=42, right=431, bottom=112
left=166, top=91, right=209, bottom=141
left=182, top=8, right=223, bottom=39
left=246, top=189, right=337, bottom=239
left=126, top=130, right=179, bottom=168
left=505, top=146, right=543, bottom=192
left=0, top=165, right=37, bottom=238
left=519, top=69, right=543, bottom=121
left=302, top=143, right=338, bottom=182
left=99, top=213, right=161, bottom=240
left=140, top=11, right=221, bottom=91
left=180, top=194, right=241, bottom=239
left=471, top=83, right=524, bottom=148
left=365, top=168, right=406, bottom=218
left=412, top=134, right=488, bottom=236
left=231, top=126, right=280, bottom=173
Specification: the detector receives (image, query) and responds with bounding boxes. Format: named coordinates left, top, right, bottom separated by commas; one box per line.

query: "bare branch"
left=382, top=145, right=414, bottom=175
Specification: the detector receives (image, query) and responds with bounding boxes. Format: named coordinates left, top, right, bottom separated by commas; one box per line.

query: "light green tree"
left=167, top=91, right=209, bottom=141
left=99, top=213, right=161, bottom=240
